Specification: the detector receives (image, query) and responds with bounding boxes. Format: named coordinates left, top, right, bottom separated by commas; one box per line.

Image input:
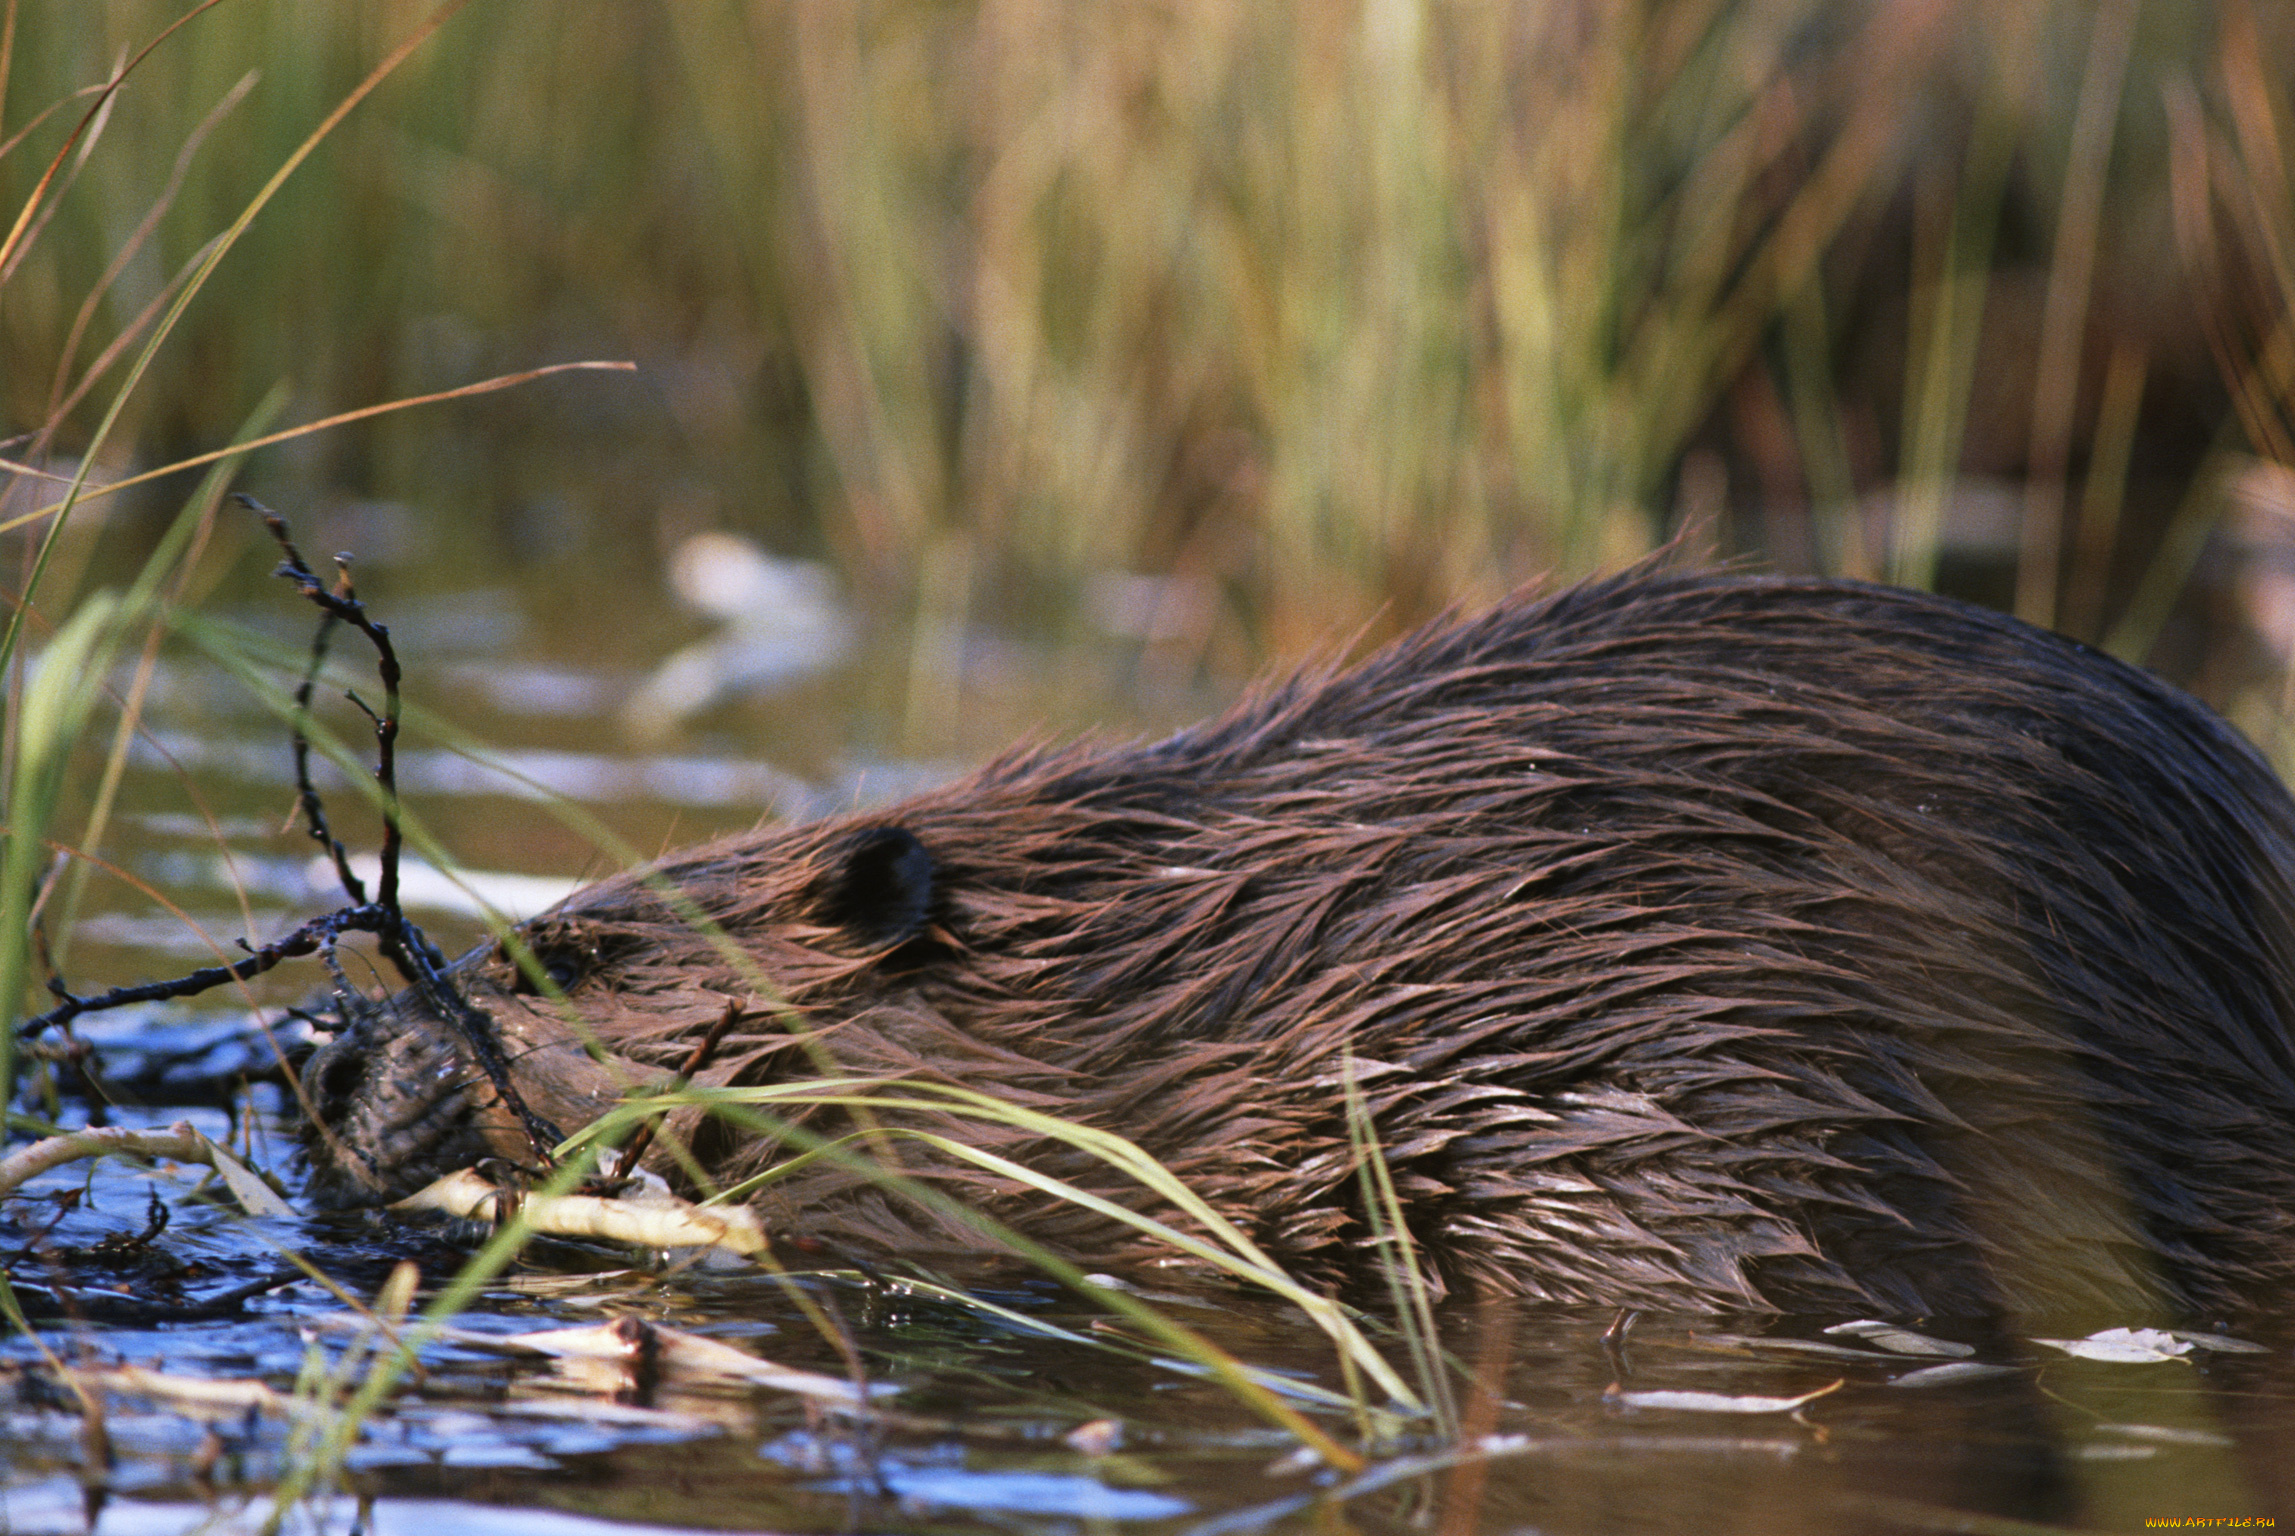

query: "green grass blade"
left=616, top=1080, right=1425, bottom=1413
left=2, top=591, right=120, bottom=1097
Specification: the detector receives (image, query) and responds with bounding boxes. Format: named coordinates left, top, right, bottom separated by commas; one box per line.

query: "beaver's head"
left=298, top=822, right=957, bottom=1210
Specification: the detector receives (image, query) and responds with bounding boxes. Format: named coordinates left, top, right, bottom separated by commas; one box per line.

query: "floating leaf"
left=2032, top=1327, right=2194, bottom=1363
left=199, top=1134, right=295, bottom=1218
left=1822, top=1321, right=1974, bottom=1358
left=1887, top=1362, right=2022, bottom=1388
left=1606, top=1379, right=1844, bottom=1413
left=2162, top=1329, right=2271, bottom=1355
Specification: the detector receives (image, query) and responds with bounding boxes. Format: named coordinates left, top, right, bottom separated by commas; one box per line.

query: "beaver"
left=299, top=567, right=2295, bottom=1318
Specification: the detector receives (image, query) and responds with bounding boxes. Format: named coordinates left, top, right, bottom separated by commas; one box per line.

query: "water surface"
left=7, top=516, right=2292, bottom=1535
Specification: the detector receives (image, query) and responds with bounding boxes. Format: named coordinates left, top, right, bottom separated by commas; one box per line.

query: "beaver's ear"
left=819, top=825, right=936, bottom=948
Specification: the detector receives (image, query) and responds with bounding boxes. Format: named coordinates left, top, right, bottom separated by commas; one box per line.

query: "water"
left=8, top=519, right=2295, bottom=1534
left=5, top=1087, right=2291, bottom=1535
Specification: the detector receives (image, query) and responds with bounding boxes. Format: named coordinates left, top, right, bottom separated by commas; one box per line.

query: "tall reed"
left=16, top=3, right=2287, bottom=676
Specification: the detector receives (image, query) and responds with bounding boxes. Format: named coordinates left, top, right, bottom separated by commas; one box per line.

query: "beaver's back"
left=303, top=570, right=2295, bottom=1318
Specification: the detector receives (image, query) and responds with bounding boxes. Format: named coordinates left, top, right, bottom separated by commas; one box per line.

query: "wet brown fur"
left=302, top=569, right=2295, bottom=1318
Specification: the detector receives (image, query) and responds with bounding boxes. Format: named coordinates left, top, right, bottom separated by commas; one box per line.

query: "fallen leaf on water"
left=2031, top=1327, right=2193, bottom=1363
left=1822, top=1320, right=1974, bottom=1358
left=2161, top=1328, right=2270, bottom=1354
left=1605, top=1379, right=1844, bottom=1414
left=1885, top=1362, right=2021, bottom=1388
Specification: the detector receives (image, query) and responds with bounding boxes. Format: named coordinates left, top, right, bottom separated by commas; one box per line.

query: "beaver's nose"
left=311, top=1044, right=368, bottom=1110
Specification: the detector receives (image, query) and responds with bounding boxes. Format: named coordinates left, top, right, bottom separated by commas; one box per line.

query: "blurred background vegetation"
left=9, top=0, right=2295, bottom=764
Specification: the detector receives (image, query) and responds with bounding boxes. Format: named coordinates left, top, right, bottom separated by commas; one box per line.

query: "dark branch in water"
left=243, top=496, right=402, bottom=911
left=284, top=539, right=363, bottom=905
left=239, top=496, right=562, bottom=1160
left=20, top=500, right=565, bottom=1169
left=25, top=904, right=398, bottom=1038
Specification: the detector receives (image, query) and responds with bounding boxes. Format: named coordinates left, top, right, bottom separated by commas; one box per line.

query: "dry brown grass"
left=1, top=5, right=2287, bottom=649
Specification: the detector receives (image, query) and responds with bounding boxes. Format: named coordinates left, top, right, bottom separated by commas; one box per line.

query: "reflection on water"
left=619, top=535, right=853, bottom=744
left=2, top=1043, right=2291, bottom=1535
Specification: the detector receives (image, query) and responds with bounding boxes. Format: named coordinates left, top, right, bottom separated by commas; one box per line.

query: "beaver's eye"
left=505, top=945, right=586, bottom=995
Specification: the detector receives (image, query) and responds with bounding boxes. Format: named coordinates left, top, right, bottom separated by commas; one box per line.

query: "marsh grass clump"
left=13, top=4, right=2295, bottom=694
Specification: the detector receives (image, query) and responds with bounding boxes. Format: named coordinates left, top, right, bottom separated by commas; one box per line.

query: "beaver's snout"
left=301, top=974, right=640, bottom=1208
left=309, top=1041, right=366, bottom=1108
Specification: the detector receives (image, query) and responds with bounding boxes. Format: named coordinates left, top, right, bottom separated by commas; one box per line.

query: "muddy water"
left=6, top=514, right=2295, bottom=1533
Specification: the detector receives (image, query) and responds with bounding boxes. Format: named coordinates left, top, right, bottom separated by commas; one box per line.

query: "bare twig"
left=22, top=904, right=396, bottom=1038
left=0, top=1120, right=257, bottom=1202
left=23, top=500, right=564, bottom=1169
left=245, top=498, right=400, bottom=905
left=395, top=1169, right=767, bottom=1258
left=284, top=548, right=362, bottom=903
left=240, top=497, right=562, bottom=1165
